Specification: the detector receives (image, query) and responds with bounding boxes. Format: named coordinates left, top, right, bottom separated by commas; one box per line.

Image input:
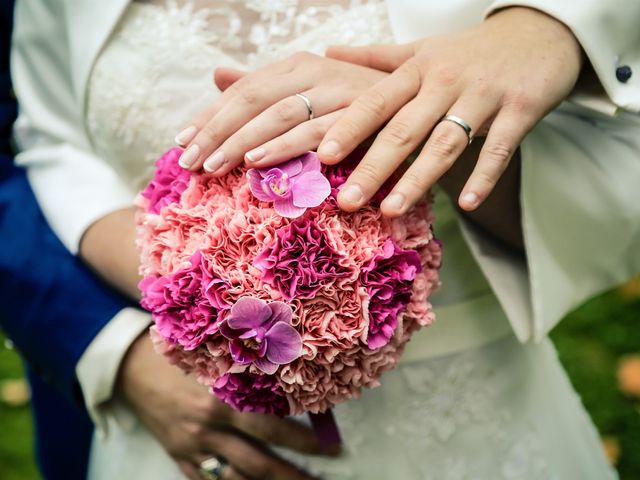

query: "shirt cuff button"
left=616, top=65, right=632, bottom=83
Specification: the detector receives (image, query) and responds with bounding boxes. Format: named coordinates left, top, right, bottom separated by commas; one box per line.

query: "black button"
left=616, top=65, right=632, bottom=83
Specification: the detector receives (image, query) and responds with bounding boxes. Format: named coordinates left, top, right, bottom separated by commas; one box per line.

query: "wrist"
left=115, top=330, right=153, bottom=406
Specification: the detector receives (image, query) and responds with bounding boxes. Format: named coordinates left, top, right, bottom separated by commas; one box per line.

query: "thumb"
left=213, top=67, right=247, bottom=91
left=325, top=43, right=416, bottom=72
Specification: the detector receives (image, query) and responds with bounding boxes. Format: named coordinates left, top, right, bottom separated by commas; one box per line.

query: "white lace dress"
left=84, top=1, right=617, bottom=479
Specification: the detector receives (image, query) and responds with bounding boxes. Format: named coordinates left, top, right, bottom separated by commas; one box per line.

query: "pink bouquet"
left=136, top=147, right=441, bottom=441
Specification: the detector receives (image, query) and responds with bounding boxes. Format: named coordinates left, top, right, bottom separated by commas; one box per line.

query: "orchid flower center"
left=266, top=172, right=290, bottom=197
left=243, top=336, right=262, bottom=350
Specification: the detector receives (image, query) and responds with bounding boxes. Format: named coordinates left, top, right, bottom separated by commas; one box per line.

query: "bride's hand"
left=119, top=333, right=325, bottom=480
left=174, top=53, right=386, bottom=174
left=320, top=6, right=583, bottom=215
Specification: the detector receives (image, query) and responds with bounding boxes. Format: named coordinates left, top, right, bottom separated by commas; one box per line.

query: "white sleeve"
left=486, top=0, right=640, bottom=113
left=76, top=308, right=152, bottom=437
left=11, top=0, right=136, bottom=253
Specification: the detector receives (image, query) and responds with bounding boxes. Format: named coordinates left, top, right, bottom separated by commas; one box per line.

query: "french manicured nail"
left=462, top=191, right=479, bottom=208
left=178, top=144, right=200, bottom=169
left=204, top=150, right=225, bottom=173
left=383, top=192, right=405, bottom=212
left=318, top=140, right=341, bottom=159
left=340, top=184, right=363, bottom=205
left=174, top=126, right=197, bottom=146
left=245, top=147, right=265, bottom=163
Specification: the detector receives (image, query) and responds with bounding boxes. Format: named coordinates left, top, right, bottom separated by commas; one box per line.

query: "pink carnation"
left=140, top=251, right=228, bottom=350
left=141, top=147, right=191, bottom=214
left=361, top=240, right=422, bottom=349
left=213, top=372, right=290, bottom=416
left=254, top=218, right=355, bottom=301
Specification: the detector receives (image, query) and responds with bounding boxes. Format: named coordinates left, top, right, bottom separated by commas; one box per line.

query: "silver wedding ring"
left=199, top=457, right=226, bottom=480
left=295, top=93, right=315, bottom=121
left=441, top=114, right=473, bottom=145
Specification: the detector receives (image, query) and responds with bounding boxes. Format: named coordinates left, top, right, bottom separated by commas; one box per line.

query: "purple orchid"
left=220, top=297, right=302, bottom=374
left=247, top=152, right=331, bottom=218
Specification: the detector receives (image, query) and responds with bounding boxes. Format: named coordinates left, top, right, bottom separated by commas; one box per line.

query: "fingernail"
left=203, top=150, right=225, bottom=173
left=178, top=144, right=200, bottom=169
left=462, top=191, right=479, bottom=208
left=245, top=147, right=265, bottom=163
left=339, top=184, right=363, bottom=205
left=174, top=126, right=197, bottom=146
left=318, top=140, right=341, bottom=159
left=382, top=192, right=405, bottom=212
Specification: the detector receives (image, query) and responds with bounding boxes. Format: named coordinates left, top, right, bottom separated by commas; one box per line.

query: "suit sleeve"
left=0, top=160, right=131, bottom=405
left=486, top=0, right=640, bottom=113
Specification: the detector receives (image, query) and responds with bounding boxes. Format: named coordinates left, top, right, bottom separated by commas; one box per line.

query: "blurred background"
left=1, top=277, right=639, bottom=480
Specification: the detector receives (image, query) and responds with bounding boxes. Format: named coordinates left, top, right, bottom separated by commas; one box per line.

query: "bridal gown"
left=81, top=1, right=617, bottom=478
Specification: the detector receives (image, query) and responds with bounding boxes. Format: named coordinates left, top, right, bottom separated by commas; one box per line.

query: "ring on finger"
left=199, top=456, right=227, bottom=480
left=441, top=114, right=473, bottom=145
left=295, top=93, right=315, bottom=121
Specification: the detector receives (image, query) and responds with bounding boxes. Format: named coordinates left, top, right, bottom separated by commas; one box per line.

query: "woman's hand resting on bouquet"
left=176, top=6, right=582, bottom=217
left=118, top=333, right=326, bottom=480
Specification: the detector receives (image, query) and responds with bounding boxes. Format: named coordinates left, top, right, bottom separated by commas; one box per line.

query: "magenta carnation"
left=254, top=218, right=354, bottom=301
left=139, top=251, right=228, bottom=350
left=141, top=147, right=191, bottom=214
left=213, top=372, right=290, bottom=416
left=361, top=240, right=422, bottom=349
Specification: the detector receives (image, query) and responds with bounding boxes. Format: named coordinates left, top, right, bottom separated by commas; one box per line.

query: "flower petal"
left=229, top=340, right=258, bottom=364
left=248, top=169, right=275, bottom=202
left=268, top=301, right=293, bottom=326
left=228, top=297, right=271, bottom=329
left=298, top=152, right=321, bottom=174
left=219, top=320, right=245, bottom=340
left=267, top=157, right=303, bottom=177
left=254, top=357, right=279, bottom=375
left=274, top=198, right=307, bottom=218
left=291, top=171, right=331, bottom=208
left=265, top=322, right=302, bottom=364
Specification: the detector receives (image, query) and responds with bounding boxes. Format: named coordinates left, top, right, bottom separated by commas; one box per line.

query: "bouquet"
left=136, top=147, right=441, bottom=444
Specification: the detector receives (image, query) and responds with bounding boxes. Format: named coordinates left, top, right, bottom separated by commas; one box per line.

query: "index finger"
left=317, top=62, right=421, bottom=165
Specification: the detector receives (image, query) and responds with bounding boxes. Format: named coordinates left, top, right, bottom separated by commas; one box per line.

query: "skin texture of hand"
left=174, top=54, right=386, bottom=174
left=320, top=6, right=583, bottom=216
left=118, top=333, right=325, bottom=480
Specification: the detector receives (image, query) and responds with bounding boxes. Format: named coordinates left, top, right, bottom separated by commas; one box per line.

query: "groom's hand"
left=117, top=332, right=325, bottom=480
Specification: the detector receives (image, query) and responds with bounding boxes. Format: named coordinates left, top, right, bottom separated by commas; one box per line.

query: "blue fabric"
left=0, top=1, right=132, bottom=478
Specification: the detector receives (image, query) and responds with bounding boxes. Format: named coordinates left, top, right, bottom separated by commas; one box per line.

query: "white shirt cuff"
left=76, top=307, right=151, bottom=438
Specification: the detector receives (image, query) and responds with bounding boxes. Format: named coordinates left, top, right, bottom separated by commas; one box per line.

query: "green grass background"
left=1, top=286, right=638, bottom=480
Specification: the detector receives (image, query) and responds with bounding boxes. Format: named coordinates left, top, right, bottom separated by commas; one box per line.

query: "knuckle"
left=354, top=162, right=382, bottom=184
left=359, top=89, right=387, bottom=118
left=229, top=81, right=259, bottom=106
left=308, top=120, right=327, bottom=141
left=484, top=140, right=513, bottom=163
left=274, top=100, right=300, bottom=123
left=428, top=128, right=460, bottom=160
left=332, top=118, right=362, bottom=147
left=288, top=50, right=316, bottom=66
left=502, top=89, right=535, bottom=113
left=432, top=64, right=461, bottom=87
left=380, top=121, right=414, bottom=147
left=401, top=170, right=426, bottom=191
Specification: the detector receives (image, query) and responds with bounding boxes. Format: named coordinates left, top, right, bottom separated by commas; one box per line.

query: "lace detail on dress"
left=283, top=344, right=560, bottom=480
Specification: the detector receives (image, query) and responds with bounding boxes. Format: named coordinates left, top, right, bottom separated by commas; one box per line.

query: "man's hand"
left=118, top=332, right=326, bottom=480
